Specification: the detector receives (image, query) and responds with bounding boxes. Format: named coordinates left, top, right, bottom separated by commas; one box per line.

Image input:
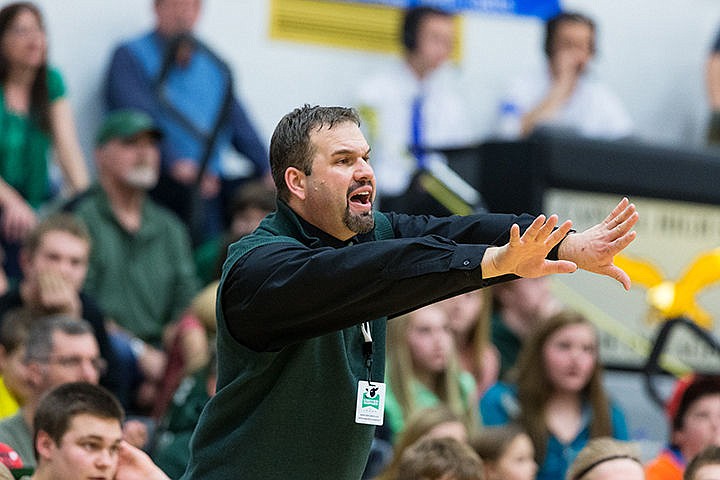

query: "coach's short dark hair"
left=269, top=105, right=360, bottom=202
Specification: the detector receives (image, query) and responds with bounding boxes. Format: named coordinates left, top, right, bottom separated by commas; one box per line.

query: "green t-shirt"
left=0, top=68, right=65, bottom=208
left=384, top=371, right=477, bottom=438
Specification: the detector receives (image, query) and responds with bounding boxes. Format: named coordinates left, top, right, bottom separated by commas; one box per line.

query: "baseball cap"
left=95, top=109, right=162, bottom=146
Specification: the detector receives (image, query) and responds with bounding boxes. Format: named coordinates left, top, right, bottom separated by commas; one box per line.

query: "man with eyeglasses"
left=0, top=315, right=106, bottom=468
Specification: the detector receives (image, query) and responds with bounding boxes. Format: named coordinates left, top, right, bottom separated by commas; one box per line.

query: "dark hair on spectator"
left=402, top=6, right=453, bottom=52
left=0, top=307, right=34, bottom=354
left=33, top=382, right=124, bottom=450
left=397, top=436, right=484, bottom=480
left=24, top=315, right=95, bottom=363
left=685, top=445, right=720, bottom=480
left=213, top=182, right=276, bottom=279
left=544, top=11, right=596, bottom=58
left=269, top=105, right=360, bottom=202
left=228, top=180, right=276, bottom=219
left=0, top=2, right=51, bottom=132
left=669, top=375, right=720, bottom=432
left=22, top=213, right=91, bottom=256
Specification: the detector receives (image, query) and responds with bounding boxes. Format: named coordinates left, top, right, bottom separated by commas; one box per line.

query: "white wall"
left=25, top=0, right=720, bottom=160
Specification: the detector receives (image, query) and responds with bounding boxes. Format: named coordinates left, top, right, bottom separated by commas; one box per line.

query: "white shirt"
left=355, top=62, right=478, bottom=197
left=495, top=69, right=634, bottom=140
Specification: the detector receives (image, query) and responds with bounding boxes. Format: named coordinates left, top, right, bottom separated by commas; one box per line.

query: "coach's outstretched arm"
left=482, top=198, right=638, bottom=289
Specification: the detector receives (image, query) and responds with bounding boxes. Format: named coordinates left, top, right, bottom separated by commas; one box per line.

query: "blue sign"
left=351, top=0, right=561, bottom=19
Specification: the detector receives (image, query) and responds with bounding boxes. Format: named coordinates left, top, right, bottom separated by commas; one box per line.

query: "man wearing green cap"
left=62, top=108, right=199, bottom=414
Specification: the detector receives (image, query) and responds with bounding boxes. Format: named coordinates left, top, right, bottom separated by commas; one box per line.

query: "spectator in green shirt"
left=63, top=109, right=199, bottom=414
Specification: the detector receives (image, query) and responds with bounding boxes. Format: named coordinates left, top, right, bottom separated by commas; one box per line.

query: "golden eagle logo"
left=615, top=250, right=720, bottom=329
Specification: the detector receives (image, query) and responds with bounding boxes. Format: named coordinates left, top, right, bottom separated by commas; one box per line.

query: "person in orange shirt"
left=646, top=375, right=720, bottom=480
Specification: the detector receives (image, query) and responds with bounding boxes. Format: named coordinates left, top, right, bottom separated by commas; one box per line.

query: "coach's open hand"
left=482, top=198, right=638, bottom=290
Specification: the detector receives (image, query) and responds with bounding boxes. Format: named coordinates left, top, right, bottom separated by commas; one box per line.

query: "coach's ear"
left=285, top=167, right=307, bottom=201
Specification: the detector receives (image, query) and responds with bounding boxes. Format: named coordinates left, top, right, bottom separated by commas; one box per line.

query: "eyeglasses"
left=37, top=355, right=108, bottom=375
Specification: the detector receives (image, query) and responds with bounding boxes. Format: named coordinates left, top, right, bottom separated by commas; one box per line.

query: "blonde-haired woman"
left=384, top=303, right=477, bottom=442
left=480, top=309, right=628, bottom=480
left=440, top=288, right=499, bottom=399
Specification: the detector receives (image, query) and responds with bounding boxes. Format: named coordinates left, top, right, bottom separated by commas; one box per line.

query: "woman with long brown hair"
left=479, top=309, right=628, bottom=480
left=0, top=2, right=88, bottom=286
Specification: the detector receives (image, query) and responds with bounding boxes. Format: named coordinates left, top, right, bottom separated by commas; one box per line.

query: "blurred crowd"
left=0, top=1, right=719, bottom=479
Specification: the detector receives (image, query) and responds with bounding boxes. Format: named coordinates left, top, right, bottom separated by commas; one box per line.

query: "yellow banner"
left=269, top=0, right=462, bottom=58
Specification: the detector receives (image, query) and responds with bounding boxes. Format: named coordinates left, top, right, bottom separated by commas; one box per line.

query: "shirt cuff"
left=548, top=229, right=576, bottom=261
left=450, top=244, right=485, bottom=271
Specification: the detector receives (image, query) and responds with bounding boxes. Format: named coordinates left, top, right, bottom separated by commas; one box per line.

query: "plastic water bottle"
left=496, top=101, right=521, bottom=140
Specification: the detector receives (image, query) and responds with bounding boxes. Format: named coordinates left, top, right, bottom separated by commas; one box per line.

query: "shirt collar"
left=275, top=200, right=374, bottom=248
left=92, top=183, right=157, bottom=239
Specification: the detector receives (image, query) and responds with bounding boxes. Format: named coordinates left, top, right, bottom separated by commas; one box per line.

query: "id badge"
left=355, top=380, right=386, bottom=425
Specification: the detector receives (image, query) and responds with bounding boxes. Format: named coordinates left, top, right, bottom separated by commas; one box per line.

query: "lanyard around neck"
left=360, top=322, right=374, bottom=384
